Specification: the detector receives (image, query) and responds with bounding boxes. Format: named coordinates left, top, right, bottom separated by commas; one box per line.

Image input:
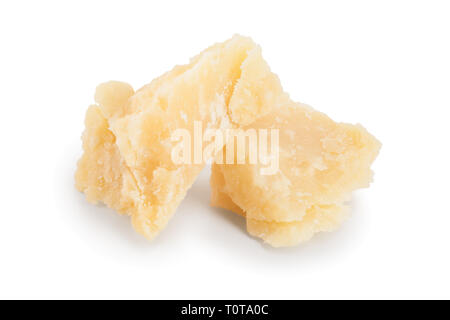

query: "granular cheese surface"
left=75, top=35, right=380, bottom=246
left=75, top=35, right=285, bottom=239
left=211, top=101, right=380, bottom=247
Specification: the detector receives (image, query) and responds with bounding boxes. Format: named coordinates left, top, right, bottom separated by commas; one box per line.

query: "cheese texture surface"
left=75, top=35, right=285, bottom=239
left=211, top=100, right=381, bottom=247
left=76, top=34, right=380, bottom=246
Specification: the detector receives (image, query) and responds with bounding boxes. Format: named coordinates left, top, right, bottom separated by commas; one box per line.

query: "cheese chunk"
left=76, top=35, right=285, bottom=240
left=211, top=101, right=380, bottom=247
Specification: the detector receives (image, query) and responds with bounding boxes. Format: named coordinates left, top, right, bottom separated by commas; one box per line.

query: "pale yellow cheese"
left=76, top=35, right=285, bottom=240
left=211, top=100, right=380, bottom=247
left=76, top=34, right=380, bottom=245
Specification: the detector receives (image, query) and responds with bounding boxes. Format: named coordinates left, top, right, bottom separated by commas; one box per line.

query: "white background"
left=0, top=0, right=449, bottom=299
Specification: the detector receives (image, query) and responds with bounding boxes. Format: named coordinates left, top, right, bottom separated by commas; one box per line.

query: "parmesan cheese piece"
left=75, top=35, right=285, bottom=240
left=211, top=100, right=381, bottom=247
left=75, top=34, right=380, bottom=246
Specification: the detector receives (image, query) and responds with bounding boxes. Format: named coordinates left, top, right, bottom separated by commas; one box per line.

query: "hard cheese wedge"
left=75, top=35, right=286, bottom=240
left=211, top=101, right=381, bottom=247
